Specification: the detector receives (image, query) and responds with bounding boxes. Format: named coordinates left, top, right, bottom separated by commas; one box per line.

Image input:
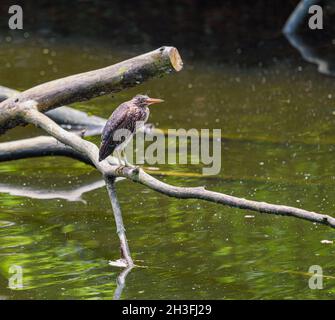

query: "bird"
left=99, top=94, right=164, bottom=166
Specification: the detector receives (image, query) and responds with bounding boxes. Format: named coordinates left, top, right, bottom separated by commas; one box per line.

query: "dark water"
left=1, top=33, right=335, bottom=299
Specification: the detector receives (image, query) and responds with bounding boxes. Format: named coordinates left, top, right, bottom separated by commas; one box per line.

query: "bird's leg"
left=116, top=150, right=123, bottom=165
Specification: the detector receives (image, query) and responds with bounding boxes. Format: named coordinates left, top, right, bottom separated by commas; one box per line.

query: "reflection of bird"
left=99, top=95, right=164, bottom=165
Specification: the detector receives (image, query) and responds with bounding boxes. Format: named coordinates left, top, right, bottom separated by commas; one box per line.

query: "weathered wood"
left=0, top=85, right=106, bottom=128
left=106, top=177, right=134, bottom=267
left=2, top=45, right=335, bottom=268
left=0, top=46, right=183, bottom=134
left=0, top=135, right=92, bottom=164
left=20, top=108, right=335, bottom=230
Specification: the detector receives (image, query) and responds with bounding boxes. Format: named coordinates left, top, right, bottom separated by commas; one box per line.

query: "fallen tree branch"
left=0, top=46, right=182, bottom=134
left=1, top=46, right=334, bottom=269
left=19, top=107, right=335, bottom=230
left=0, top=85, right=107, bottom=130
left=0, top=135, right=92, bottom=164
left=131, top=170, right=335, bottom=228
left=106, top=177, right=134, bottom=267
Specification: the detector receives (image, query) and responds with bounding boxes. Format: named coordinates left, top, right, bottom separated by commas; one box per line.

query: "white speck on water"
left=321, top=240, right=333, bottom=244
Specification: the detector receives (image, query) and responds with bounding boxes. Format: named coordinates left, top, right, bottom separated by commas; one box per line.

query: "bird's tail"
left=99, top=140, right=113, bottom=162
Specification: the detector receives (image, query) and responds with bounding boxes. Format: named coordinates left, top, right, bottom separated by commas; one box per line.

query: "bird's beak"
left=146, top=98, right=164, bottom=105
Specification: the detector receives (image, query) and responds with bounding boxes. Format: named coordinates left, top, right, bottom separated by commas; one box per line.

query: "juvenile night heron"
left=99, top=94, right=164, bottom=165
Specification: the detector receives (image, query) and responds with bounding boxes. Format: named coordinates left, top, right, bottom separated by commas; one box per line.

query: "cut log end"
left=168, top=47, right=183, bottom=72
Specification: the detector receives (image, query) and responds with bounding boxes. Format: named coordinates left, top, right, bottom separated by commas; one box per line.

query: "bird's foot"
left=115, top=165, right=126, bottom=175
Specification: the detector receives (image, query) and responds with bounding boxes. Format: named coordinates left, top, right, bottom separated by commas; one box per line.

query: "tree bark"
left=1, top=45, right=334, bottom=270
left=0, top=46, right=182, bottom=134
left=17, top=107, right=335, bottom=230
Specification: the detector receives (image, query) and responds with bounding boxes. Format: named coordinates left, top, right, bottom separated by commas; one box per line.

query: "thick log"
left=0, top=46, right=183, bottom=134
left=0, top=85, right=106, bottom=129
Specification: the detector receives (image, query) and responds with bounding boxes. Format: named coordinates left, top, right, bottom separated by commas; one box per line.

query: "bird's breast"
left=130, top=106, right=149, bottom=124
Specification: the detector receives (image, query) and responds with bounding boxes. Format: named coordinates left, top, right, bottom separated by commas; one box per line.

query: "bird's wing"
left=99, top=104, right=136, bottom=161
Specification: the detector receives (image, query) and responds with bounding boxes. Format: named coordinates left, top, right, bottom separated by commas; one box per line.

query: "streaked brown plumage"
left=99, top=95, right=164, bottom=164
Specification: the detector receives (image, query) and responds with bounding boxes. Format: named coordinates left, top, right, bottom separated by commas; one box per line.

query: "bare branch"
left=0, top=85, right=106, bottom=130
left=0, top=46, right=183, bottom=134
left=105, top=177, right=134, bottom=267
left=0, top=135, right=92, bottom=164
left=132, top=170, right=335, bottom=228
left=18, top=107, right=335, bottom=230
left=1, top=45, right=334, bottom=269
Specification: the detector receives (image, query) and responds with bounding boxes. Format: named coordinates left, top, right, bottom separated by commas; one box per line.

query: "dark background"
left=0, top=0, right=304, bottom=59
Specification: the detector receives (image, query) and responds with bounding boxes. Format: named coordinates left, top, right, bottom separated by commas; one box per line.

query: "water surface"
left=1, top=34, right=335, bottom=299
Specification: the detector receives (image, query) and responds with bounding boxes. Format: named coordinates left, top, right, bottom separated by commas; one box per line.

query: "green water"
left=1, top=34, right=335, bottom=299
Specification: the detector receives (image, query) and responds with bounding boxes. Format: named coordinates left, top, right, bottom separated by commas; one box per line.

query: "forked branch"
left=19, top=107, right=335, bottom=230
left=1, top=46, right=334, bottom=269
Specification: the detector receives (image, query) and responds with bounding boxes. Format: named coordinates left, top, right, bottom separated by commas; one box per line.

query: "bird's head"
left=132, top=94, right=164, bottom=108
